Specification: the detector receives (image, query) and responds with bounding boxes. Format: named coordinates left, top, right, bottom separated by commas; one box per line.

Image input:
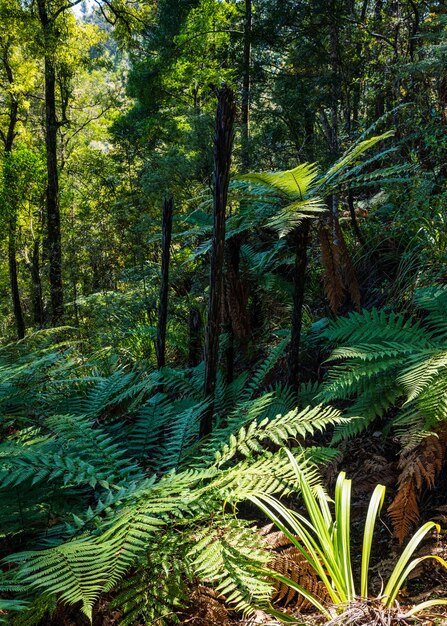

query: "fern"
left=317, top=286, right=447, bottom=538
left=0, top=334, right=347, bottom=623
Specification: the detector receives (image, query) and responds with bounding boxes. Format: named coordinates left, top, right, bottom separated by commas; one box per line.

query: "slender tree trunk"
left=201, top=86, right=236, bottom=438
left=2, top=48, right=25, bottom=339
left=8, top=222, right=25, bottom=339
left=224, top=236, right=241, bottom=384
left=241, top=0, right=252, bottom=172
left=223, top=0, right=252, bottom=382
left=188, top=307, right=202, bottom=368
left=156, top=197, right=173, bottom=369
left=329, top=2, right=340, bottom=158
left=30, top=239, right=45, bottom=328
left=352, top=0, right=369, bottom=128
left=37, top=0, right=63, bottom=325
left=44, top=54, right=63, bottom=324
left=287, top=221, right=310, bottom=391
left=348, top=190, right=365, bottom=246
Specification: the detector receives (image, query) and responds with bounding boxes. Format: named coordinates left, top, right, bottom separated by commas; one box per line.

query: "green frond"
left=316, top=131, right=394, bottom=192
left=190, top=519, right=273, bottom=613
left=267, top=197, right=327, bottom=238
left=240, top=339, right=288, bottom=402
left=320, top=308, right=430, bottom=347
left=235, top=163, right=319, bottom=199
left=399, top=350, right=447, bottom=402
left=319, top=285, right=447, bottom=445
left=211, top=404, right=347, bottom=468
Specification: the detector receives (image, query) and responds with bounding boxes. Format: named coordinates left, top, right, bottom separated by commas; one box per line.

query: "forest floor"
left=37, top=434, right=447, bottom=626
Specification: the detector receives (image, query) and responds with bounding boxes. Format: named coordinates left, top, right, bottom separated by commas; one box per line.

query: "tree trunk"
left=224, top=236, right=240, bottom=384
left=241, top=0, right=252, bottom=172
left=287, top=221, right=310, bottom=391
left=156, top=197, right=174, bottom=369
left=348, top=189, right=365, bottom=246
left=44, top=53, right=63, bottom=325
left=37, top=0, right=63, bottom=325
left=30, top=239, right=45, bottom=328
left=8, top=221, right=25, bottom=339
left=188, top=307, right=202, bottom=368
left=2, top=48, right=25, bottom=339
left=222, top=0, right=252, bottom=383
left=201, top=86, right=236, bottom=438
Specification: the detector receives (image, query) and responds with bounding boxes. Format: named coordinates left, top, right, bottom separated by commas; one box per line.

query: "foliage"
left=316, top=286, right=447, bottom=541
left=250, top=451, right=447, bottom=621
left=0, top=333, right=343, bottom=623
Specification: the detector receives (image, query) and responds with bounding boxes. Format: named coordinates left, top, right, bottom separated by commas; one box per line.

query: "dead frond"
left=260, top=524, right=330, bottom=611
left=388, top=428, right=447, bottom=543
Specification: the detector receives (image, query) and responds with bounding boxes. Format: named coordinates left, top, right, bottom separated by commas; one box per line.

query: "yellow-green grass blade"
left=383, top=522, right=443, bottom=607
left=360, top=484, right=386, bottom=599
left=402, top=598, right=447, bottom=618
left=286, top=451, right=337, bottom=564
left=334, top=472, right=355, bottom=600
left=250, top=494, right=345, bottom=605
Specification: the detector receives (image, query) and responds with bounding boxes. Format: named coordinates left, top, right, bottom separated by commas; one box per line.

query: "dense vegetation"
left=1, top=1, right=447, bottom=624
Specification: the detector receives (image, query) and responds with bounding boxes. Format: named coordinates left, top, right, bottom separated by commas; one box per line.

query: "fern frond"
left=235, top=163, right=319, bottom=199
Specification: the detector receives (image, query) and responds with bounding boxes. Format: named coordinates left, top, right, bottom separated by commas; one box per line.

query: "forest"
left=1, top=0, right=447, bottom=624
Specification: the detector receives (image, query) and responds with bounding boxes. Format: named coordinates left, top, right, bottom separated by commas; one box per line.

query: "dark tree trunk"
left=44, top=55, right=63, bottom=325
left=287, top=221, right=310, bottom=391
left=2, top=48, right=25, bottom=339
left=374, top=0, right=383, bottom=18
left=201, top=86, right=236, bottom=438
left=188, top=307, right=202, bottom=368
left=223, top=0, right=252, bottom=383
left=241, top=0, right=252, bottom=172
left=348, top=189, right=365, bottom=247
left=8, top=222, right=25, bottom=339
left=224, top=236, right=241, bottom=385
left=30, top=239, right=45, bottom=328
left=329, top=2, right=340, bottom=158
left=37, top=0, right=63, bottom=325
left=156, top=197, right=174, bottom=369
left=351, top=0, right=369, bottom=129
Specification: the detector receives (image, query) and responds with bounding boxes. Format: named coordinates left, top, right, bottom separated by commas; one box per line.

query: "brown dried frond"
left=186, top=584, right=230, bottom=626
left=334, top=220, right=361, bottom=311
left=259, top=523, right=294, bottom=550
left=318, top=222, right=361, bottom=314
left=388, top=428, right=447, bottom=543
left=388, top=480, right=420, bottom=545
left=259, top=524, right=329, bottom=611
left=319, top=223, right=344, bottom=314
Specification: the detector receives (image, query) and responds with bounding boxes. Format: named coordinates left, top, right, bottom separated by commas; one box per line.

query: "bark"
left=201, top=86, right=236, bottom=438
left=188, top=307, right=202, bottom=368
left=224, top=236, right=241, bottom=384
left=37, top=0, right=63, bottom=325
left=352, top=0, right=369, bottom=128
left=329, top=2, right=340, bottom=157
left=223, top=0, right=252, bottom=381
left=241, top=0, right=252, bottom=172
left=287, top=221, right=310, bottom=391
left=44, top=54, right=63, bottom=324
left=156, top=197, right=174, bottom=369
left=348, top=189, right=365, bottom=247
left=8, top=222, right=25, bottom=339
left=30, top=239, right=45, bottom=328
left=2, top=46, right=25, bottom=339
